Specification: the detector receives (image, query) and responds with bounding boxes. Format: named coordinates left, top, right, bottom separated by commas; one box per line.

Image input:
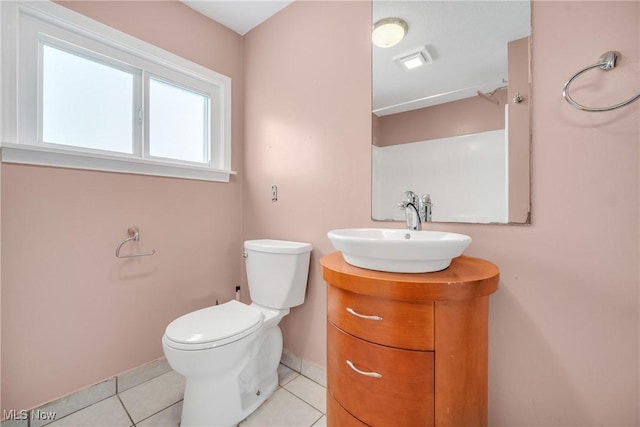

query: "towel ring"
left=115, top=226, right=156, bottom=258
left=562, top=51, right=640, bottom=112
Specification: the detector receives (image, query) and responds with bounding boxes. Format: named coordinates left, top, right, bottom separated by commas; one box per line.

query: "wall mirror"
left=371, top=1, right=531, bottom=224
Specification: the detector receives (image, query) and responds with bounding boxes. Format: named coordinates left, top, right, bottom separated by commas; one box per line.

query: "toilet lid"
left=164, top=300, right=264, bottom=350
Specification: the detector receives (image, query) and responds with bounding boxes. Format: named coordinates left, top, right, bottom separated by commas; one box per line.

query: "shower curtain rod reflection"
left=477, top=86, right=507, bottom=105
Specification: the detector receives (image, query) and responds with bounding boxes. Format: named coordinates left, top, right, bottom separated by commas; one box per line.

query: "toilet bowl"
left=162, top=239, right=312, bottom=427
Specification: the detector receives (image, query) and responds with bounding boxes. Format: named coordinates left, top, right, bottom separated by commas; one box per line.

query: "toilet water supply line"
left=214, top=286, right=240, bottom=306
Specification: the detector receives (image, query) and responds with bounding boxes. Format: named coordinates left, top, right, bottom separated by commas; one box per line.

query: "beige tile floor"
left=43, top=364, right=326, bottom=427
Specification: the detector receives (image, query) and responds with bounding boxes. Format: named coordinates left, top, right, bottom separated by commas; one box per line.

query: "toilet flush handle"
left=242, top=250, right=248, bottom=258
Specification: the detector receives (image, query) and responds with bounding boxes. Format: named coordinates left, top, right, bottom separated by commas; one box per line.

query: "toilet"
left=162, top=239, right=312, bottom=427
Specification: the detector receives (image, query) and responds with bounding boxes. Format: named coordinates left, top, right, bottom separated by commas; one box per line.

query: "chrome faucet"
left=398, top=191, right=432, bottom=230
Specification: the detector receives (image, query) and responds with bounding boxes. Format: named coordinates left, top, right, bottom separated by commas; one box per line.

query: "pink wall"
left=1, top=1, right=244, bottom=412
left=374, top=90, right=507, bottom=147
left=244, top=1, right=639, bottom=425
left=243, top=0, right=372, bottom=369
left=507, top=36, right=531, bottom=223
left=2, top=0, right=638, bottom=425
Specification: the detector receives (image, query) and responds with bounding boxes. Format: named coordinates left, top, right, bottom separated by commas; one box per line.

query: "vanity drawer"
left=327, top=393, right=369, bottom=427
left=328, top=285, right=434, bottom=350
left=327, top=324, right=434, bottom=426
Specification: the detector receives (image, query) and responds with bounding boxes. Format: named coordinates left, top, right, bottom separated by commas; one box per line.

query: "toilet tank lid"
left=164, top=300, right=263, bottom=346
left=244, top=239, right=312, bottom=254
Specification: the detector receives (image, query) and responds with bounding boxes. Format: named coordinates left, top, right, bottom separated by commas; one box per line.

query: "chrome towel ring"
left=563, top=51, right=640, bottom=112
left=115, top=226, right=156, bottom=258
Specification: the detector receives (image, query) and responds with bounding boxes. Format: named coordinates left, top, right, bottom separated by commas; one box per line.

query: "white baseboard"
left=281, top=348, right=326, bottom=388
left=1, top=357, right=169, bottom=427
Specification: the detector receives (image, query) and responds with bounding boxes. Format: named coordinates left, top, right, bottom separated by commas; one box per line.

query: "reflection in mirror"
left=371, top=1, right=531, bottom=224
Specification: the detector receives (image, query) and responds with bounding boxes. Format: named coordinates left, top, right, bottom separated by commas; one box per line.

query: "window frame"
left=1, top=0, right=234, bottom=182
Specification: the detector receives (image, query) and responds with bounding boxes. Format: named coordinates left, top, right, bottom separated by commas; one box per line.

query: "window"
left=1, top=0, right=233, bottom=182
left=42, top=43, right=137, bottom=154
left=148, top=77, right=209, bottom=163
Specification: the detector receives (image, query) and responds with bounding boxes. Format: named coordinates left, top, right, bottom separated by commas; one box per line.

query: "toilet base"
left=174, top=326, right=284, bottom=427
left=181, top=370, right=278, bottom=427
left=238, top=371, right=278, bottom=424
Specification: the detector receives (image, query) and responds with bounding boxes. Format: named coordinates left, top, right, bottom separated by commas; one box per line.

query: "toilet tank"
left=244, top=239, right=312, bottom=309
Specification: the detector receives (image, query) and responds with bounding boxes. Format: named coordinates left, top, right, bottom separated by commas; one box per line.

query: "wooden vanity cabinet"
left=320, top=252, right=499, bottom=427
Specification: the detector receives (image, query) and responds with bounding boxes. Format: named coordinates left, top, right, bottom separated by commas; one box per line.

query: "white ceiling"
left=181, top=0, right=293, bottom=35
left=180, top=1, right=530, bottom=116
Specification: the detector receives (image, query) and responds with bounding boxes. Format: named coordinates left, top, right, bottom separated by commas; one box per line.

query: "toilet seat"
left=163, top=300, right=264, bottom=351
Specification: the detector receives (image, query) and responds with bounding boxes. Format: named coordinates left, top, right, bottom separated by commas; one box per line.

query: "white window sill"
left=0, top=143, right=236, bottom=182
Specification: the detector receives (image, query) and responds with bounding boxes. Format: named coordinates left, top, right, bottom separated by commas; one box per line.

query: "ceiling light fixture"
left=372, top=18, right=408, bottom=48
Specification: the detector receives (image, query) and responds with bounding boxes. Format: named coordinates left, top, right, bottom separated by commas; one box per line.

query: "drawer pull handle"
left=346, top=307, right=382, bottom=321
left=346, top=360, right=382, bottom=378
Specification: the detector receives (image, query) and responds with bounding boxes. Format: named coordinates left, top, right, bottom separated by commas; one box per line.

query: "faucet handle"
left=419, top=194, right=432, bottom=222
left=404, top=190, right=417, bottom=203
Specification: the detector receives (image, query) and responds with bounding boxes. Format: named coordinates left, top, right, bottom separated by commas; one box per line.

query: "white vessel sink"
left=327, top=228, right=471, bottom=273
